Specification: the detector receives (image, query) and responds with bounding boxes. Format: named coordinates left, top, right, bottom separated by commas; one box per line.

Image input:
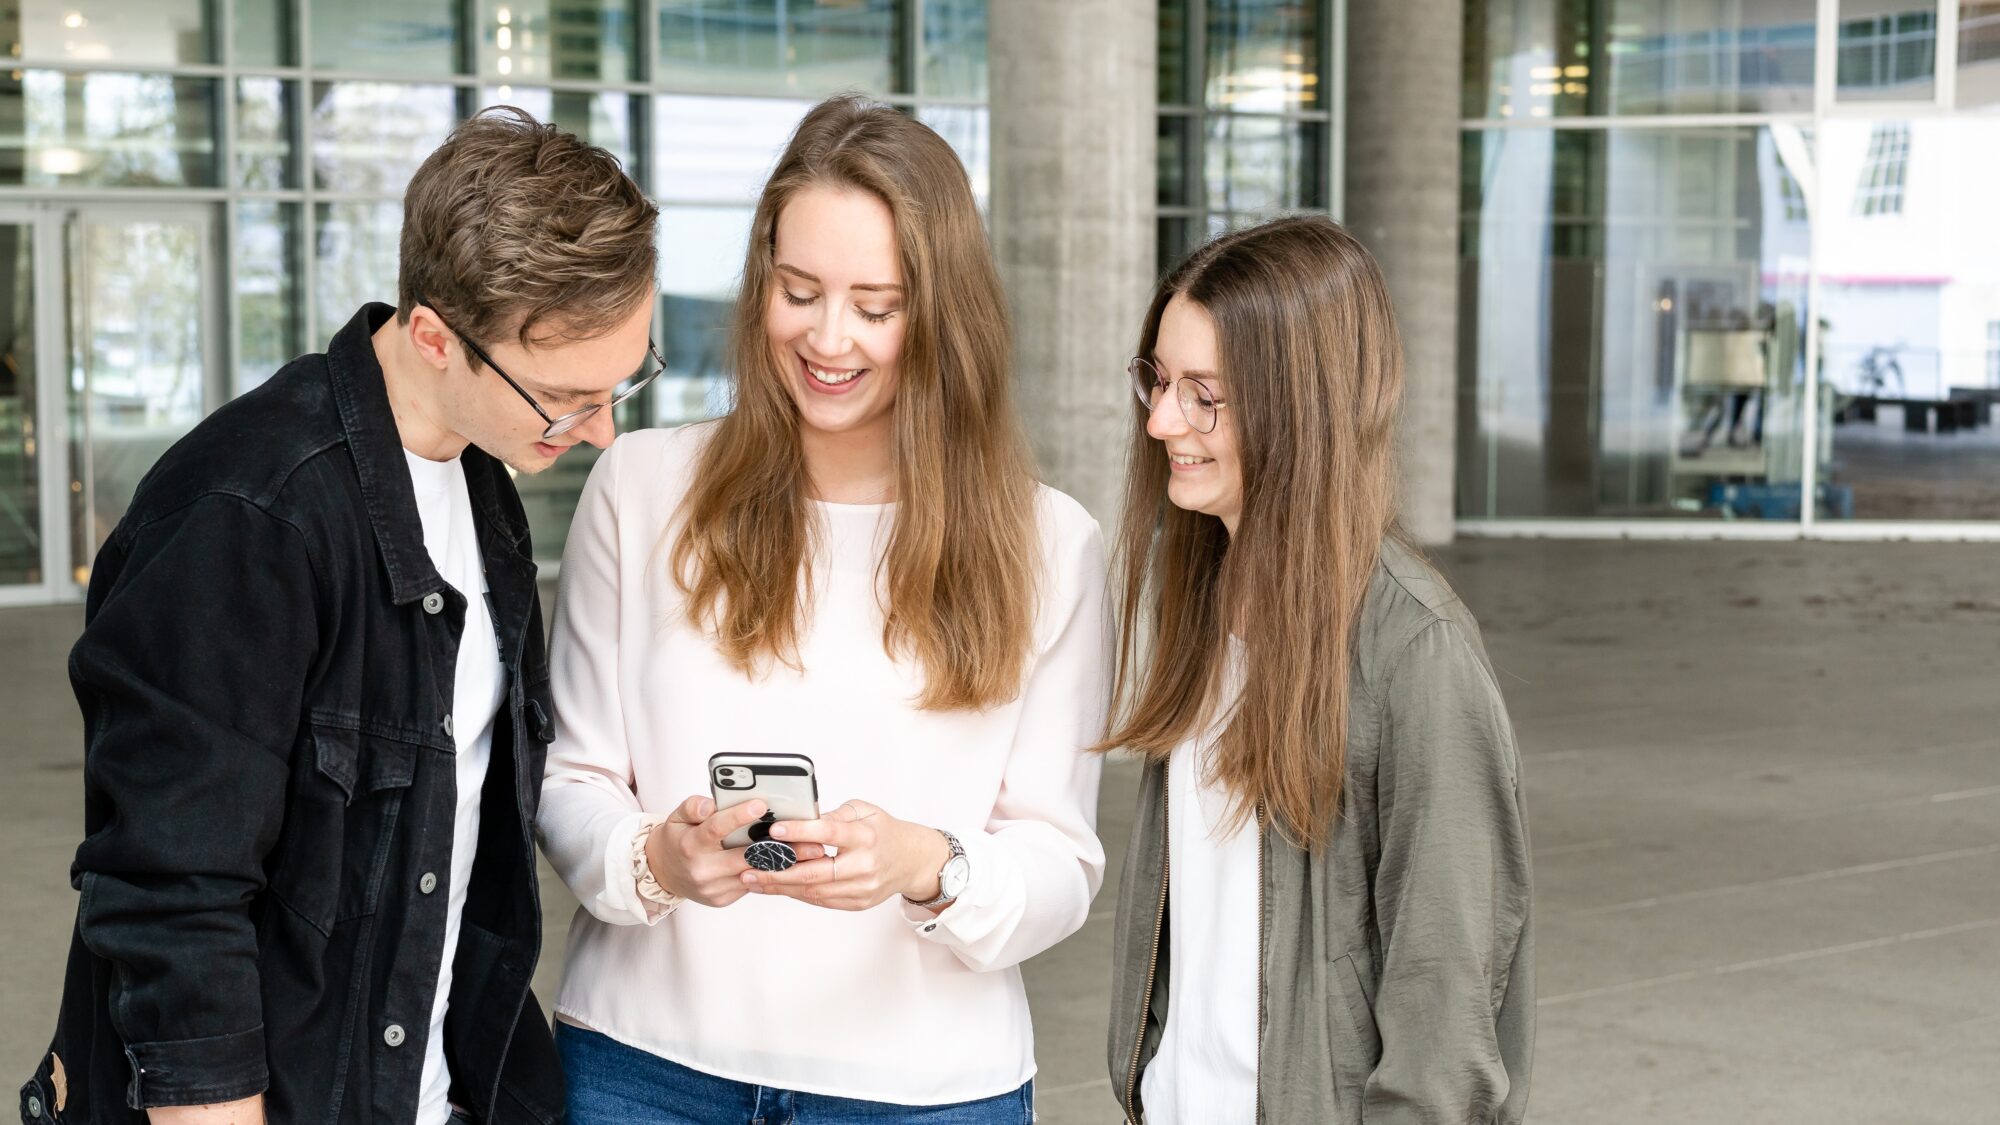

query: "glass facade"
left=1158, top=0, right=1339, bottom=269
left=0, top=0, right=1336, bottom=599
left=1461, top=0, right=2000, bottom=526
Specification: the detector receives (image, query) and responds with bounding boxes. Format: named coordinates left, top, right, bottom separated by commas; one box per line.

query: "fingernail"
left=769, top=824, right=788, bottom=838
left=742, top=872, right=757, bottom=884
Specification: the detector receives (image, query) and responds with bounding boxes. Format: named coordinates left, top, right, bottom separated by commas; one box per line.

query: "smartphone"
left=707, top=752, right=820, bottom=849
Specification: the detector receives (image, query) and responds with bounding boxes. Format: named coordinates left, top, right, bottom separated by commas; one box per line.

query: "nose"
left=807, top=302, right=852, bottom=360
left=576, top=403, right=618, bottom=449
left=1146, top=388, right=1189, bottom=441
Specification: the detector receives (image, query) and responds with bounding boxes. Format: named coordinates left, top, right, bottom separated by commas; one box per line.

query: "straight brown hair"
left=669, top=95, right=1041, bottom=712
left=1097, top=215, right=1406, bottom=848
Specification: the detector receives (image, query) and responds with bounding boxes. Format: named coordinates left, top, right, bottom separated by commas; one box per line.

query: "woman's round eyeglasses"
left=1128, top=357, right=1227, bottom=434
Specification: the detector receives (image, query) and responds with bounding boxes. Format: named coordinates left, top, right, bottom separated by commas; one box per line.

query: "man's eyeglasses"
left=420, top=299, right=665, bottom=440
left=1128, top=357, right=1228, bottom=434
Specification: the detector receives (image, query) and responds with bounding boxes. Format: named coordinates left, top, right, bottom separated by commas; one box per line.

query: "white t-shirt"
left=535, top=423, right=1110, bottom=1105
left=1141, top=639, right=1258, bottom=1125
left=402, top=450, right=504, bottom=1125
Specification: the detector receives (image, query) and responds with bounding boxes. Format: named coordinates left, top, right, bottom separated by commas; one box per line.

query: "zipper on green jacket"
left=1124, top=777, right=1170, bottom=1125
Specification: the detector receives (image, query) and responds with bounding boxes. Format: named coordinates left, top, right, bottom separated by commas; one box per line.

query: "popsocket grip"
left=744, top=839, right=798, bottom=871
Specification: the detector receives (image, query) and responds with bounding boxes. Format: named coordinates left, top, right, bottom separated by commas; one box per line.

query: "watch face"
left=939, top=855, right=972, bottom=898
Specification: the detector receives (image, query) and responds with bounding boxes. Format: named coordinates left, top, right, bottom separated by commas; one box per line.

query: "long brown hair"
left=1098, top=215, right=1406, bottom=847
left=669, top=95, right=1040, bottom=712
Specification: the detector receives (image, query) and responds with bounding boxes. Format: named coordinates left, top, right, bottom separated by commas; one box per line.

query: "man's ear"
left=406, top=305, right=455, bottom=372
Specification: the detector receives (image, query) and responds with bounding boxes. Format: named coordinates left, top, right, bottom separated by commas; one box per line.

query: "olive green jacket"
left=1106, top=540, right=1535, bottom=1124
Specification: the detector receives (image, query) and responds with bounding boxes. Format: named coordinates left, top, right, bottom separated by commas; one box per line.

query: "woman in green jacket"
left=1101, top=215, right=1535, bottom=1125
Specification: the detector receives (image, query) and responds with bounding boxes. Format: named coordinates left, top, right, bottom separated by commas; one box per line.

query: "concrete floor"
left=4, top=540, right=1998, bottom=1123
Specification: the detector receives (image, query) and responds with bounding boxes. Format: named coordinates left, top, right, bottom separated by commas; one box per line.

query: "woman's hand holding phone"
left=647, top=795, right=827, bottom=907
left=742, top=799, right=951, bottom=912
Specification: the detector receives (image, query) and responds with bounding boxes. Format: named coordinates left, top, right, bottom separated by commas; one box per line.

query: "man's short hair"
left=398, top=106, right=658, bottom=350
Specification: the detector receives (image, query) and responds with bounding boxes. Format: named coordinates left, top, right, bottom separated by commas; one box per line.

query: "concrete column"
left=1344, top=0, right=1464, bottom=544
left=990, top=0, right=1157, bottom=529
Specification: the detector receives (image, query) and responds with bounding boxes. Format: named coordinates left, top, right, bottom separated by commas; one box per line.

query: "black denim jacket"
left=18, top=305, right=564, bottom=1125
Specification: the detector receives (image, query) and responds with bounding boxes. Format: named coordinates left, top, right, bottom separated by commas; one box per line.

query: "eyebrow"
left=775, top=262, right=905, bottom=294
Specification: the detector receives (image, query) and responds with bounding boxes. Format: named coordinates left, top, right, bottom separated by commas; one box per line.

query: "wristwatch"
left=907, top=829, right=970, bottom=909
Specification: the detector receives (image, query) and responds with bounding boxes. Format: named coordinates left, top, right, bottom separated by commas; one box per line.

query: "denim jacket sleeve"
left=67, top=492, right=321, bottom=1109
left=1364, top=617, right=1533, bottom=1124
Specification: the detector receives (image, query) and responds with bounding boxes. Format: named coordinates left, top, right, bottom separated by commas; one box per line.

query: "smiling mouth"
left=1168, top=453, right=1214, bottom=467
left=799, top=353, right=869, bottom=391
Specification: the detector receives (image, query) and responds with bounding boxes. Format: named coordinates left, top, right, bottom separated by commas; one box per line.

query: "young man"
left=18, top=108, right=657, bottom=1125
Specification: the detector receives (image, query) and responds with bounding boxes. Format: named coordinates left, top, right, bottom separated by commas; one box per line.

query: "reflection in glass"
left=653, top=95, right=812, bottom=204
left=478, top=88, right=637, bottom=171
left=236, top=202, right=303, bottom=394
left=1205, top=0, right=1319, bottom=111
left=1960, top=0, right=2000, bottom=107
left=18, top=0, right=216, bottom=66
left=315, top=202, right=402, bottom=333
left=234, top=0, right=296, bottom=68
left=1159, top=115, right=1192, bottom=206
left=1816, top=119, right=2000, bottom=519
left=312, top=0, right=464, bottom=77
left=0, top=226, right=38, bottom=586
left=312, top=83, right=457, bottom=193
left=484, top=0, right=639, bottom=83
left=656, top=0, right=903, bottom=96
left=0, top=72, right=219, bottom=189
left=1160, top=0, right=1194, bottom=105
left=924, top=0, right=988, bottom=98
left=1458, top=126, right=1815, bottom=520
left=67, top=213, right=211, bottom=579
left=236, top=78, right=296, bottom=190
left=917, top=106, right=989, bottom=211
left=653, top=206, right=750, bottom=427
left=1205, top=115, right=1324, bottom=213
left=1465, top=0, right=1815, bottom=118
left=1836, top=0, right=1937, bottom=101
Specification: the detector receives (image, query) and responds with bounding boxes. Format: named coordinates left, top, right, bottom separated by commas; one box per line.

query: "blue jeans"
left=556, top=1023, right=1036, bottom=1125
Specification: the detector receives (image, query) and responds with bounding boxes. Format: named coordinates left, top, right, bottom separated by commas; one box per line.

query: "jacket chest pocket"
left=268, top=723, right=420, bottom=935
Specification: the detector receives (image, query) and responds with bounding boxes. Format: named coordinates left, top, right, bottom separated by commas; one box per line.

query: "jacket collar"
left=324, top=302, right=530, bottom=606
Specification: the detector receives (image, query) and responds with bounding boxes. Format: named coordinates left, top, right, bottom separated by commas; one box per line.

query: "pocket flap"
left=312, top=726, right=360, bottom=803
left=313, top=726, right=420, bottom=801
left=365, top=738, right=419, bottom=791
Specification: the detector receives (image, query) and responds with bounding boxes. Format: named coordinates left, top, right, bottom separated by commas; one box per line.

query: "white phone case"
left=708, top=753, right=821, bottom=849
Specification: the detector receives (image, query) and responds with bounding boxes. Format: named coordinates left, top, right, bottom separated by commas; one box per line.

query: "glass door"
left=64, top=205, right=222, bottom=590
left=0, top=218, right=40, bottom=595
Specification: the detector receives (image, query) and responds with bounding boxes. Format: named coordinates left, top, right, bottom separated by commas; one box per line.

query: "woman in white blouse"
left=536, top=95, right=1108, bottom=1125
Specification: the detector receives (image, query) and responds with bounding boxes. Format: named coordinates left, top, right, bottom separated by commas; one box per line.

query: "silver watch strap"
left=909, top=828, right=966, bottom=908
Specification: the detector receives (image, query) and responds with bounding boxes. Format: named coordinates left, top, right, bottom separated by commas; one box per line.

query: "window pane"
left=1815, top=118, right=2000, bottom=519
left=1205, top=115, right=1325, bottom=212
left=1960, top=0, right=2000, bottom=107
left=1836, top=0, right=1937, bottom=102
left=20, top=0, right=217, bottom=66
left=315, top=201, right=402, bottom=333
left=484, top=0, right=639, bottom=83
left=1466, top=0, right=1816, bottom=118
left=312, top=83, right=457, bottom=193
left=1159, top=115, right=1193, bottom=206
left=654, top=206, right=750, bottom=426
left=0, top=71, right=218, bottom=189
left=312, top=0, right=465, bottom=77
left=236, top=201, right=303, bottom=394
left=917, top=106, right=989, bottom=211
left=478, top=88, right=637, bottom=172
left=653, top=95, right=812, bottom=204
left=0, top=224, right=38, bottom=587
left=236, top=78, right=296, bottom=190
left=234, top=0, right=296, bottom=68
left=1205, top=0, right=1320, bottom=111
left=923, top=0, right=988, bottom=99
left=1160, top=0, right=1194, bottom=105
left=1458, top=126, right=1814, bottom=520
left=656, top=0, right=903, bottom=96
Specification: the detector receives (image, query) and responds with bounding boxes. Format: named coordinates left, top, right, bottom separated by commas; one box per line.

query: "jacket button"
left=26, top=1095, right=42, bottom=1119
left=384, top=1024, right=406, bottom=1047
left=419, top=872, right=438, bottom=894
left=422, top=592, right=445, bottom=615
left=441, top=714, right=455, bottom=738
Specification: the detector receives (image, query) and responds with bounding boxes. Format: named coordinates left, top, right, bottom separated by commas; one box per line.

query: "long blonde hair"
left=670, top=95, right=1040, bottom=712
left=1098, top=216, right=1406, bottom=847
